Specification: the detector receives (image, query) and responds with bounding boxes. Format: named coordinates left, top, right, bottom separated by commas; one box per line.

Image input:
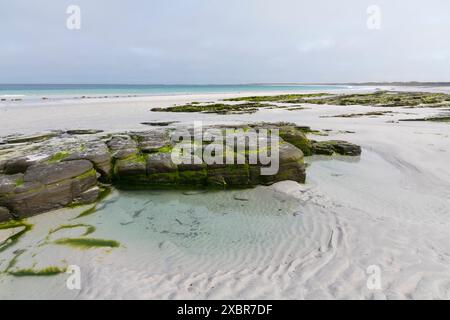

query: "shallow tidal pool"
left=1, top=185, right=325, bottom=299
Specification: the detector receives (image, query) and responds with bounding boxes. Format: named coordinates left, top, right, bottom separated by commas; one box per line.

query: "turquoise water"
left=0, top=84, right=347, bottom=97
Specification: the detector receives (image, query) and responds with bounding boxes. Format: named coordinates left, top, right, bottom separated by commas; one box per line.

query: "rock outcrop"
left=0, top=206, right=11, bottom=221
left=311, top=140, right=362, bottom=156
left=0, top=160, right=98, bottom=219
left=0, top=123, right=361, bottom=221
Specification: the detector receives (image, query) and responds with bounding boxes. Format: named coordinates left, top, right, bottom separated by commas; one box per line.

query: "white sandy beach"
left=0, top=87, right=371, bottom=136
left=1, top=87, right=450, bottom=299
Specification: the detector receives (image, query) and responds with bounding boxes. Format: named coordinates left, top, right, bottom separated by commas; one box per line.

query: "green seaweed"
left=118, top=153, right=147, bottom=163
left=54, top=237, right=120, bottom=249
left=224, top=91, right=450, bottom=108
left=97, top=185, right=112, bottom=201
left=73, top=205, right=97, bottom=219
left=48, top=151, right=70, bottom=163
left=74, top=168, right=97, bottom=180
left=324, top=111, right=394, bottom=118
left=8, top=266, right=66, bottom=277
left=69, top=185, right=111, bottom=215
left=147, top=171, right=180, bottom=185
left=15, top=177, right=24, bottom=187
left=304, top=91, right=450, bottom=107
left=279, top=128, right=313, bottom=156
left=0, top=220, right=33, bottom=253
left=0, top=220, right=27, bottom=230
left=151, top=102, right=273, bottom=114
left=149, top=145, right=173, bottom=154
left=178, top=169, right=208, bottom=185
left=224, top=93, right=330, bottom=102
left=49, top=223, right=96, bottom=237
left=5, top=249, right=25, bottom=272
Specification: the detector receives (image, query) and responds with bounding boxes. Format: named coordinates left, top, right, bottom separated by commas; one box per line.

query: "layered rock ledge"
left=0, top=123, right=361, bottom=221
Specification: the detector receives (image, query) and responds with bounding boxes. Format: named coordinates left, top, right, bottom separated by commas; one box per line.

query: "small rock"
left=119, top=213, right=134, bottom=225
left=233, top=194, right=249, bottom=201
left=6, top=132, right=56, bottom=144
left=74, top=186, right=100, bottom=205
left=4, top=157, right=33, bottom=174
left=182, top=190, right=208, bottom=195
left=147, top=152, right=177, bottom=174
left=0, top=206, right=12, bottom=222
left=66, top=129, right=104, bottom=135
left=312, top=140, right=362, bottom=156
left=141, top=121, right=178, bottom=127
left=0, top=174, right=23, bottom=194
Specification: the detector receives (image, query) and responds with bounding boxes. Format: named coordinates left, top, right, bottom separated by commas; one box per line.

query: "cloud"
left=0, top=0, right=449, bottom=83
left=297, top=39, right=335, bottom=53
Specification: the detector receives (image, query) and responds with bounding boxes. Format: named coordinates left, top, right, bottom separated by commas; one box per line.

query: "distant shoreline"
left=1, top=81, right=449, bottom=86
left=0, top=84, right=349, bottom=100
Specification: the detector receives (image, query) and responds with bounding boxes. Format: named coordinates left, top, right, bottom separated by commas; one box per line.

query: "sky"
left=1, top=0, right=449, bottom=84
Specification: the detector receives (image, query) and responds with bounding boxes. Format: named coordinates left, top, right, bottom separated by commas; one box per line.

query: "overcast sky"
left=1, top=0, right=449, bottom=84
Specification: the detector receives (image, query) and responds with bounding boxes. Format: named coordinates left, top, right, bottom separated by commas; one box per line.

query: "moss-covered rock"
left=3, top=157, right=34, bottom=174
left=0, top=124, right=361, bottom=218
left=64, top=141, right=112, bottom=179
left=224, top=91, right=450, bottom=108
left=151, top=102, right=274, bottom=115
left=224, top=93, right=330, bottom=103
left=207, top=165, right=250, bottom=186
left=113, top=154, right=147, bottom=179
left=131, top=130, right=171, bottom=153
left=279, top=126, right=313, bottom=156
left=0, top=160, right=98, bottom=218
left=311, top=140, right=362, bottom=156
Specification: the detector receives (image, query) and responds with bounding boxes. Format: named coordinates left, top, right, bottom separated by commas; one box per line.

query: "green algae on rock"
left=278, top=126, right=313, bottom=156
left=47, top=151, right=71, bottom=163
left=151, top=102, right=275, bottom=114
left=303, top=91, right=450, bottom=107
left=224, top=91, right=450, bottom=108
left=224, top=93, right=330, bottom=103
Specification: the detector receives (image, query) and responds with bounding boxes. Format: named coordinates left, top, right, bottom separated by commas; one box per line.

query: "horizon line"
left=1, top=81, right=450, bottom=86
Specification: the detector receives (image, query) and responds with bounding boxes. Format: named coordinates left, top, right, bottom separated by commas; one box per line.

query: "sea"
left=0, top=83, right=348, bottom=100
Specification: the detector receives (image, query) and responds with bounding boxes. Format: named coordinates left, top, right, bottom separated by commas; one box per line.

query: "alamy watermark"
left=366, top=5, right=382, bottom=30
left=66, top=5, right=81, bottom=30
left=366, top=265, right=382, bottom=290
left=66, top=264, right=82, bottom=290
left=170, top=122, right=280, bottom=175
